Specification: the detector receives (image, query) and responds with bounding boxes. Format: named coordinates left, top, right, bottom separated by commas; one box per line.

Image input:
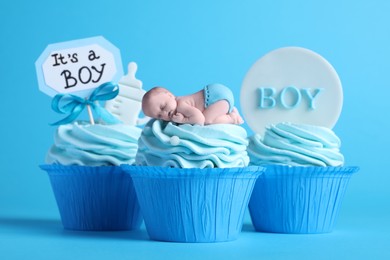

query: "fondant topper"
left=240, top=47, right=343, bottom=135
left=105, top=62, right=150, bottom=126
left=142, top=83, right=244, bottom=125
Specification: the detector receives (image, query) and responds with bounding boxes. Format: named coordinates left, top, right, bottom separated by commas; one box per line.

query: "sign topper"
left=36, top=36, right=123, bottom=98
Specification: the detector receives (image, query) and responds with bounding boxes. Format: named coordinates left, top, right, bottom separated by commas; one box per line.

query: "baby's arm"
left=172, top=101, right=205, bottom=125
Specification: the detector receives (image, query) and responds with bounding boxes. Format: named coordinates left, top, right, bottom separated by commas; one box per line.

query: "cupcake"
left=35, top=37, right=146, bottom=231
left=247, top=122, right=359, bottom=233
left=122, top=118, right=263, bottom=242
left=41, top=121, right=143, bottom=231
left=238, top=47, right=359, bottom=234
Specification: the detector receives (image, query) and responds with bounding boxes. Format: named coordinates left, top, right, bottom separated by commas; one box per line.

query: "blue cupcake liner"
left=121, top=165, right=264, bottom=242
left=248, top=165, right=359, bottom=234
left=40, top=164, right=142, bottom=231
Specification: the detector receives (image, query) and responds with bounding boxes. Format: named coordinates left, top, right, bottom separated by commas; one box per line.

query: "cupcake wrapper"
left=40, top=164, right=142, bottom=231
left=122, top=165, right=264, bottom=242
left=249, top=165, right=359, bottom=234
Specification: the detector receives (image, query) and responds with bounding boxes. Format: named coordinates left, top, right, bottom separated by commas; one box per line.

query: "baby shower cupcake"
left=35, top=37, right=148, bottom=231
left=122, top=84, right=264, bottom=243
left=247, top=123, right=358, bottom=233
left=239, top=47, right=359, bottom=234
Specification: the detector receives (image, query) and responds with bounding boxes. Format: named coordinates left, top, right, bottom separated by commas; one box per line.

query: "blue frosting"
left=46, top=121, right=142, bottom=166
left=136, top=119, right=249, bottom=168
left=248, top=123, right=344, bottom=167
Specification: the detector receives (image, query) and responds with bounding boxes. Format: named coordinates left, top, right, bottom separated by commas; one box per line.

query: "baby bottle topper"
left=240, top=47, right=343, bottom=135
left=36, top=36, right=124, bottom=125
left=105, top=62, right=150, bottom=126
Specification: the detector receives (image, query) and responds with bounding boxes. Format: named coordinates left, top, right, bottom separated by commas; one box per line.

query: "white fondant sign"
left=36, top=36, right=123, bottom=97
left=240, top=47, right=343, bottom=135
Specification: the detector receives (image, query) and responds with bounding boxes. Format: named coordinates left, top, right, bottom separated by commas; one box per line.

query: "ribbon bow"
left=51, top=82, right=121, bottom=125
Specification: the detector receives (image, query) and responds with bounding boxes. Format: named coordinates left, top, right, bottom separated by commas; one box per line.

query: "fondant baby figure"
left=142, top=83, right=244, bottom=125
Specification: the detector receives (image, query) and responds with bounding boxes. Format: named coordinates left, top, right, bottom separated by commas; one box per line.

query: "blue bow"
left=51, top=82, right=121, bottom=125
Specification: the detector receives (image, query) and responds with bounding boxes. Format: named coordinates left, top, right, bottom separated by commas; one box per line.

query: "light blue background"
left=0, top=0, right=389, bottom=259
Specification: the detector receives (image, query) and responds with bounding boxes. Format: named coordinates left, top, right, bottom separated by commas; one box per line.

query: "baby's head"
left=142, top=87, right=177, bottom=121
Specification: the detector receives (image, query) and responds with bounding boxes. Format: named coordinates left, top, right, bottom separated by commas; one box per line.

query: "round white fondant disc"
left=240, top=47, right=343, bottom=135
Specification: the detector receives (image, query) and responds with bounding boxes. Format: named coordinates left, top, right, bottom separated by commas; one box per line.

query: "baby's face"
left=145, top=91, right=177, bottom=121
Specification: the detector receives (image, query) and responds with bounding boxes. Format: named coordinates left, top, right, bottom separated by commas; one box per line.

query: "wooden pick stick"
left=86, top=104, right=95, bottom=125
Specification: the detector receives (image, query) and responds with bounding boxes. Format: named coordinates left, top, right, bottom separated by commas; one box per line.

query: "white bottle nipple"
left=119, top=62, right=142, bottom=89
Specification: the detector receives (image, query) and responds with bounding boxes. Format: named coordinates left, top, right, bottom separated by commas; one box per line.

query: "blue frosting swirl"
left=248, top=123, right=344, bottom=166
left=136, top=119, right=249, bottom=168
left=46, top=121, right=142, bottom=166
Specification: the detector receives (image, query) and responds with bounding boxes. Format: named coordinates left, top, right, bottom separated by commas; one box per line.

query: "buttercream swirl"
left=136, top=119, right=249, bottom=168
left=46, top=121, right=142, bottom=166
left=248, top=123, right=344, bottom=166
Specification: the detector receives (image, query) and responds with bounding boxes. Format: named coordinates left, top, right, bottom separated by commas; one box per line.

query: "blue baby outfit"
left=204, top=83, right=234, bottom=113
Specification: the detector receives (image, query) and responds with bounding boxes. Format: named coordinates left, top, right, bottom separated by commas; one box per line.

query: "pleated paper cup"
left=40, top=164, right=142, bottom=231
left=248, top=165, right=359, bottom=234
left=122, top=165, right=264, bottom=242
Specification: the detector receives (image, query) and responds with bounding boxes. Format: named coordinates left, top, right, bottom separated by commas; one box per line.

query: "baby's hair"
left=142, top=87, right=170, bottom=111
left=143, top=87, right=168, bottom=102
